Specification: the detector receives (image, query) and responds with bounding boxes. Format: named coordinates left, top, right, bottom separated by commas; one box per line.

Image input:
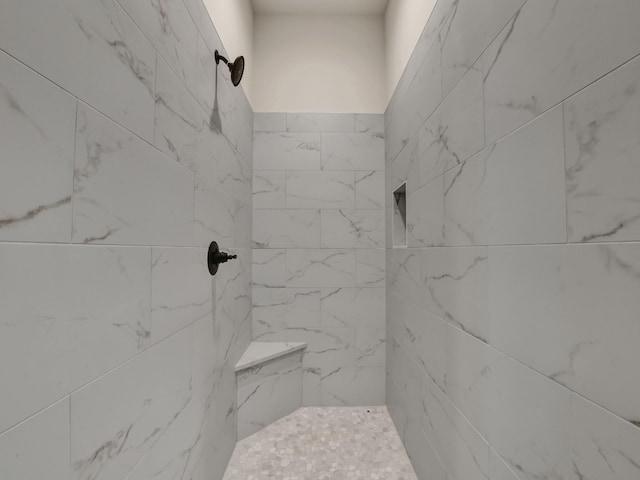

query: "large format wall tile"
left=286, top=249, right=356, bottom=288
left=0, top=399, right=70, bottom=480
left=489, top=243, right=640, bottom=425
left=0, top=244, right=150, bottom=433
left=355, top=171, right=385, bottom=210
left=321, top=210, right=385, bottom=248
left=254, top=132, right=321, bottom=170
left=286, top=171, right=355, bottom=209
left=564, top=55, right=640, bottom=243
left=287, top=113, right=355, bottom=132
left=253, top=170, right=286, bottom=209
left=70, top=327, right=192, bottom=480
left=0, top=51, right=75, bottom=243
left=322, top=132, right=385, bottom=171
left=0, top=0, right=156, bottom=141
left=252, top=288, right=321, bottom=339
left=73, top=104, right=195, bottom=246
left=482, top=0, right=640, bottom=144
left=253, top=209, right=321, bottom=248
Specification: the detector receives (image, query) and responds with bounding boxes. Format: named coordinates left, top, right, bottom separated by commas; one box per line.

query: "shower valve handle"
left=208, top=241, right=237, bottom=276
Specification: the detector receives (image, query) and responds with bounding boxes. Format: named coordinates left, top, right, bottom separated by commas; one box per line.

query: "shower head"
left=215, top=50, right=245, bottom=87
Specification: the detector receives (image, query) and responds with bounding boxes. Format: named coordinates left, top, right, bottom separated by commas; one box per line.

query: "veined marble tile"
left=491, top=450, right=522, bottom=480
left=387, top=248, right=421, bottom=306
left=417, top=66, right=484, bottom=187
left=321, top=210, right=385, bottom=249
left=321, top=132, right=385, bottom=171
left=320, top=366, right=385, bottom=406
left=421, top=247, right=489, bottom=344
left=252, top=288, right=321, bottom=338
left=286, top=171, right=355, bottom=209
left=0, top=399, right=70, bottom=479
left=252, top=249, right=287, bottom=287
left=0, top=51, right=75, bottom=243
left=182, top=0, right=224, bottom=61
left=117, top=0, right=196, bottom=88
left=254, top=112, right=286, bottom=132
left=421, top=373, right=490, bottom=480
left=440, top=0, right=525, bottom=96
left=356, top=249, right=385, bottom=288
left=388, top=133, right=419, bottom=207
left=253, top=209, right=321, bottom=248
left=445, top=105, right=567, bottom=246
left=286, top=249, right=356, bottom=288
left=0, top=0, right=156, bottom=141
left=565, top=55, right=640, bottom=243
left=482, top=0, right=640, bottom=144
left=355, top=114, right=384, bottom=135
left=321, top=287, right=385, bottom=329
left=70, top=327, right=192, bottom=480
left=568, top=394, right=640, bottom=480
left=488, top=354, right=571, bottom=480
left=287, top=113, right=355, bottom=132
left=194, top=34, right=216, bottom=112
left=407, top=177, right=445, bottom=247
left=73, top=104, right=195, bottom=246
left=254, top=132, right=321, bottom=170
left=253, top=170, right=286, bottom=209
left=356, top=170, right=385, bottom=210
left=237, top=352, right=303, bottom=439
left=0, top=244, right=150, bottom=433
left=286, top=327, right=356, bottom=371
left=355, top=328, right=386, bottom=367
left=151, top=247, right=212, bottom=344
left=489, top=243, right=640, bottom=426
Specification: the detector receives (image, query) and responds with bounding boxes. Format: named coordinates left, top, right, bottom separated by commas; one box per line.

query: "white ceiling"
left=252, top=0, right=388, bottom=15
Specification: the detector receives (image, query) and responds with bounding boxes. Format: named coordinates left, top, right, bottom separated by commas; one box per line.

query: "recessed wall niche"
left=392, top=182, right=407, bottom=248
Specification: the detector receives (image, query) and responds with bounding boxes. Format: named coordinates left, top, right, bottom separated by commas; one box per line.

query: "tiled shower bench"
left=235, top=341, right=306, bottom=439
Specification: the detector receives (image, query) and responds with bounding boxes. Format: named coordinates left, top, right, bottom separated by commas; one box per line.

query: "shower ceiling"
left=251, top=0, right=388, bottom=15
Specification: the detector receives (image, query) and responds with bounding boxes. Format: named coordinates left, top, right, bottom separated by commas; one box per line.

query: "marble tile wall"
left=0, top=1, right=252, bottom=479
left=252, top=113, right=386, bottom=406
left=385, top=1, right=640, bottom=480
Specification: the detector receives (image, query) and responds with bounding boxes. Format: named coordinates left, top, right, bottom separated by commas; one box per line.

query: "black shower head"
left=215, top=50, right=245, bottom=87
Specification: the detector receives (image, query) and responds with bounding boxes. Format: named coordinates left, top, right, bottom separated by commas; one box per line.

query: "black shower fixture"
left=215, top=50, right=245, bottom=87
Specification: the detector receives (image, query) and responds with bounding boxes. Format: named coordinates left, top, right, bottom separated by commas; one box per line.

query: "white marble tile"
left=303, top=367, right=322, bottom=406
left=254, top=112, right=286, bottom=132
left=568, top=394, right=640, bottom=480
left=355, top=114, right=384, bottom=135
left=286, top=327, right=356, bottom=371
left=151, top=247, right=212, bottom=344
left=417, top=66, right=484, bottom=186
left=286, top=249, right=356, bottom=288
left=287, top=113, right=355, bottom=132
left=117, top=0, right=197, bottom=88
left=421, top=247, right=490, bottom=344
left=355, top=328, right=386, bottom=367
left=0, top=0, right=156, bottom=141
left=489, top=243, right=640, bottom=425
left=0, top=51, right=75, bottom=243
left=387, top=248, right=422, bottom=306
left=491, top=450, right=522, bottom=480
left=356, top=249, right=386, bottom=288
left=253, top=170, right=286, bottom=209
left=0, top=399, right=70, bottom=479
left=0, top=244, right=150, bottom=433
left=286, top=171, right=355, bottom=209
left=253, top=209, right=321, bottom=248
left=320, top=366, right=385, bottom=406
left=254, top=132, right=321, bottom=170
left=237, top=352, right=303, bottom=439
left=235, top=341, right=306, bottom=371
left=252, top=288, right=321, bottom=338
left=440, top=0, right=526, bottom=95
left=73, top=104, right=195, bottom=246
left=488, top=354, right=571, bottom=480
left=194, top=34, right=216, bottom=112
left=407, top=177, right=445, bottom=247
left=564, top=55, right=640, bottom=243
left=252, top=249, right=287, bottom=287
left=355, top=170, right=385, bottom=210
left=445, top=105, right=567, bottom=246
left=421, top=373, right=490, bottom=480
left=321, top=287, right=385, bottom=330
left=321, top=209, right=385, bottom=249
left=321, top=132, right=385, bottom=171
left=70, top=327, right=192, bottom=480
left=482, top=0, right=640, bottom=144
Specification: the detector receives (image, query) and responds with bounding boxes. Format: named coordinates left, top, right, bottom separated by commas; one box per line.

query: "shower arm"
left=215, top=51, right=230, bottom=66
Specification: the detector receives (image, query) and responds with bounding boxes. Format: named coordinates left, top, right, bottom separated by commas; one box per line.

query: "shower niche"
left=392, top=182, right=407, bottom=248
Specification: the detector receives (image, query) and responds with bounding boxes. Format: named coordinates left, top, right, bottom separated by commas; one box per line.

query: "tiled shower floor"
left=223, top=406, right=418, bottom=480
